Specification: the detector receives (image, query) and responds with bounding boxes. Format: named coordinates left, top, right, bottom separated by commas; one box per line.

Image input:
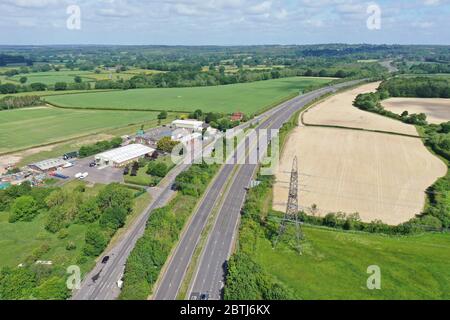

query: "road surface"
left=154, top=80, right=363, bottom=300
left=70, top=84, right=320, bottom=300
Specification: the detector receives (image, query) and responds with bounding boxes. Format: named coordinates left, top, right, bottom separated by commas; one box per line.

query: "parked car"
left=89, top=162, right=97, bottom=167
left=63, top=162, right=74, bottom=168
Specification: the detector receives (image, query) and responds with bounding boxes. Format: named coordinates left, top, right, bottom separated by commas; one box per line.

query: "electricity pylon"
left=274, top=156, right=303, bottom=254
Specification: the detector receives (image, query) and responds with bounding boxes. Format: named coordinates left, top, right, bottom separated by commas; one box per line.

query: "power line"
left=274, top=156, right=303, bottom=254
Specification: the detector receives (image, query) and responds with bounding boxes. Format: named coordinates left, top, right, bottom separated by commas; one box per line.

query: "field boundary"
left=44, top=100, right=188, bottom=114
left=0, top=116, right=171, bottom=157
left=300, top=121, right=422, bottom=138
left=42, top=77, right=338, bottom=114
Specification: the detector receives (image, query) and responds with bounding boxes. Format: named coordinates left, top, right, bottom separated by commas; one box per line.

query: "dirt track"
left=382, top=97, right=450, bottom=125
left=303, top=82, right=418, bottom=136
left=273, top=82, right=447, bottom=225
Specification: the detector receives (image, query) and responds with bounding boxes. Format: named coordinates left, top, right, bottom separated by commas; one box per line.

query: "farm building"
left=29, top=158, right=68, bottom=172
left=230, top=112, right=244, bottom=121
left=172, top=119, right=204, bottom=132
left=95, top=144, right=155, bottom=167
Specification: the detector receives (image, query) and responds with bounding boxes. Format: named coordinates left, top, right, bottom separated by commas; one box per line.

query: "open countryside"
left=0, top=107, right=159, bottom=153
left=239, top=224, right=450, bottom=299
left=44, top=77, right=333, bottom=114
left=303, top=82, right=419, bottom=136
left=382, top=98, right=450, bottom=125
left=274, top=126, right=447, bottom=224
left=273, top=82, right=447, bottom=224
left=7, top=70, right=93, bottom=86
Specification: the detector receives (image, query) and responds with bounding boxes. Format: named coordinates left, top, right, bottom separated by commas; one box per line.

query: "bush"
left=57, top=229, right=69, bottom=239
left=8, top=196, right=39, bottom=223
left=224, top=253, right=295, bottom=300
left=157, top=137, right=179, bottom=153
left=33, top=277, right=70, bottom=300
left=77, top=197, right=101, bottom=224
left=147, top=162, right=169, bottom=178
left=96, top=183, right=133, bottom=213
left=83, top=225, right=108, bottom=257
left=66, top=241, right=77, bottom=251
left=0, top=267, right=36, bottom=300
left=99, top=206, right=128, bottom=232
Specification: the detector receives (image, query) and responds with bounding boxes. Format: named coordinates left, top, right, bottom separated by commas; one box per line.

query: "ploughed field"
left=0, top=107, right=159, bottom=154
left=274, top=82, right=447, bottom=225
left=44, top=77, right=333, bottom=114
left=382, top=97, right=450, bottom=125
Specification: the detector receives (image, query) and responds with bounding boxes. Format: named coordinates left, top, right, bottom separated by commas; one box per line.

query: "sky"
left=0, top=0, right=449, bottom=45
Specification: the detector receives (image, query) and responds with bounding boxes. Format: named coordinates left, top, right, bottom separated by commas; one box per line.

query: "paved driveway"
left=59, top=157, right=124, bottom=184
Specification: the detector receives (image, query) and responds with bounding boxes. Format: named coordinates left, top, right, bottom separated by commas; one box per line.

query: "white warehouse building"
left=172, top=119, right=204, bottom=132
left=95, top=144, right=155, bottom=167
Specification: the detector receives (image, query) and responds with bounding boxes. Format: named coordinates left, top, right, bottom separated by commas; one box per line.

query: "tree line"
left=78, top=137, right=123, bottom=158
left=0, top=95, right=41, bottom=110
left=379, top=77, right=450, bottom=98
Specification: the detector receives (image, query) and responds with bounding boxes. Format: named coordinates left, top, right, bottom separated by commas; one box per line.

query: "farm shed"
left=172, top=119, right=204, bottom=132
left=95, top=144, right=155, bottom=168
left=29, top=158, right=68, bottom=172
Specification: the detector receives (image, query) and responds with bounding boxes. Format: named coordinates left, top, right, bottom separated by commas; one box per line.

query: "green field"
left=45, top=77, right=333, bottom=114
left=0, top=107, right=159, bottom=153
left=9, top=71, right=93, bottom=85
left=245, top=225, right=450, bottom=299
left=0, top=89, right=117, bottom=98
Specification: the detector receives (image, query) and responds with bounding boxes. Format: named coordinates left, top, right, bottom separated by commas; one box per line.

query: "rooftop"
left=172, top=119, right=204, bottom=127
left=96, top=144, right=155, bottom=164
left=30, top=158, right=67, bottom=171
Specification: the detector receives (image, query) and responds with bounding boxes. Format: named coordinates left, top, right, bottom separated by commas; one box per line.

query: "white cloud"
left=423, top=0, right=440, bottom=5
left=4, top=0, right=61, bottom=8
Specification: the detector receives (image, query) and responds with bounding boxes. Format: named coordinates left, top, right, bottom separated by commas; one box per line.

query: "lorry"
left=63, top=151, right=79, bottom=160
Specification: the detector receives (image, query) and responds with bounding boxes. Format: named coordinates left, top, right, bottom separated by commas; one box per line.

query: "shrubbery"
left=224, top=253, right=295, bottom=300
left=8, top=196, right=39, bottom=223
left=174, top=162, right=218, bottom=197
left=0, top=181, right=137, bottom=300
left=78, top=137, right=122, bottom=158
left=146, top=162, right=169, bottom=178
left=0, top=95, right=42, bottom=110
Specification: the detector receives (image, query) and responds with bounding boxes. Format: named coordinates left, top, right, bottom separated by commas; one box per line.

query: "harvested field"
left=273, top=127, right=447, bottom=225
left=303, top=82, right=418, bottom=136
left=382, top=98, right=450, bottom=125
